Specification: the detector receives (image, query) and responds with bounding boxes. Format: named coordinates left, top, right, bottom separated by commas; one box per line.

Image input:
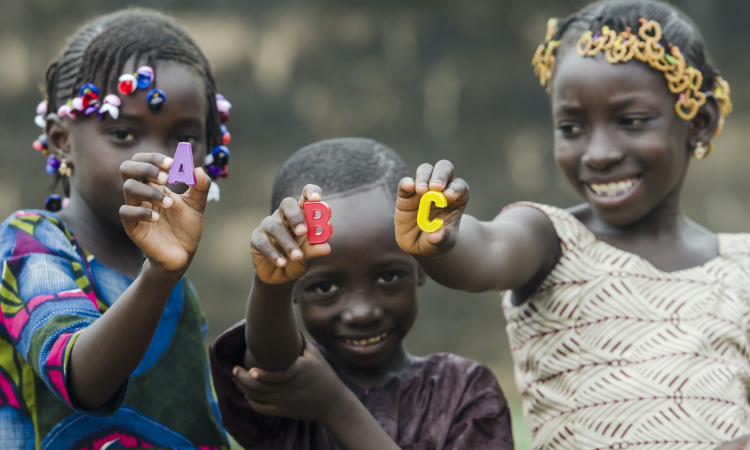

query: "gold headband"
left=533, top=18, right=732, bottom=157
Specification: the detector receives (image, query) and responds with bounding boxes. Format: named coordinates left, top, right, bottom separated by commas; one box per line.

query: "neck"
left=57, top=187, right=144, bottom=278
left=327, top=344, right=411, bottom=390
left=592, top=184, right=688, bottom=241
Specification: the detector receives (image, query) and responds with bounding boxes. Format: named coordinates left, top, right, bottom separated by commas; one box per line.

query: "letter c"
left=417, top=191, right=447, bottom=233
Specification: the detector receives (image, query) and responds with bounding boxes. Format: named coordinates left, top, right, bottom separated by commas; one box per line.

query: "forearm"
left=68, top=261, right=181, bottom=409
left=417, top=215, right=505, bottom=292
left=244, top=274, right=303, bottom=371
left=321, top=390, right=401, bottom=450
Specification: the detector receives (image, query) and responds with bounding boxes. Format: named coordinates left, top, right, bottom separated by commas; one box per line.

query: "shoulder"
left=1, top=210, right=77, bottom=260
left=719, top=233, right=750, bottom=259
left=415, top=353, right=504, bottom=395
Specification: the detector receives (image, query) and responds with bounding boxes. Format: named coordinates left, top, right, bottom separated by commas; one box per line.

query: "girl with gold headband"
left=393, top=0, right=748, bottom=449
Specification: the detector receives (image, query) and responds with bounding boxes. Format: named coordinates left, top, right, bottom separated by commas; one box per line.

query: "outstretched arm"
left=244, top=185, right=331, bottom=371
left=68, top=153, right=209, bottom=410
left=395, top=160, right=560, bottom=293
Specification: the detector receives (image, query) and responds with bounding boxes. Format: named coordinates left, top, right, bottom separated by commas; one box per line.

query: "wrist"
left=142, top=260, right=184, bottom=286
left=252, top=273, right=296, bottom=296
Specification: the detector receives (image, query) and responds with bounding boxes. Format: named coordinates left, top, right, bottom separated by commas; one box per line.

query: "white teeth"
left=588, top=178, right=637, bottom=197
left=342, top=332, right=389, bottom=347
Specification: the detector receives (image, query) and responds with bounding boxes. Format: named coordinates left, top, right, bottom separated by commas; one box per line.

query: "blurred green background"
left=1, top=0, right=748, bottom=448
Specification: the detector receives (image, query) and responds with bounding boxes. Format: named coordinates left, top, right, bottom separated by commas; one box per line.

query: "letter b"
left=304, top=202, right=333, bottom=244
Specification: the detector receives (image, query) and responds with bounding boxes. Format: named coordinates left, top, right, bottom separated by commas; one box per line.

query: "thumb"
left=182, top=167, right=210, bottom=211
left=249, top=365, right=295, bottom=384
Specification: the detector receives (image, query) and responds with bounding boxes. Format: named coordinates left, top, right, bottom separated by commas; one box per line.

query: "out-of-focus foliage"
left=1, top=1, right=747, bottom=447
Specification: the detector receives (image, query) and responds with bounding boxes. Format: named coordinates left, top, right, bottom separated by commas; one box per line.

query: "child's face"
left=551, top=51, right=691, bottom=226
left=63, top=60, right=207, bottom=227
left=295, top=188, right=423, bottom=371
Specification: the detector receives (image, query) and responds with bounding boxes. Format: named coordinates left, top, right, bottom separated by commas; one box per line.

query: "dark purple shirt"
left=210, top=321, right=514, bottom=449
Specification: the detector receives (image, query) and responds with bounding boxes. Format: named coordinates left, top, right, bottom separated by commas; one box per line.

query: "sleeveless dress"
left=0, top=210, right=229, bottom=449
left=503, top=202, right=750, bottom=450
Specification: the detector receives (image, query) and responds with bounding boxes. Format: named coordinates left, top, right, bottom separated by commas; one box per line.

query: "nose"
left=340, top=296, right=384, bottom=327
left=581, top=128, right=625, bottom=170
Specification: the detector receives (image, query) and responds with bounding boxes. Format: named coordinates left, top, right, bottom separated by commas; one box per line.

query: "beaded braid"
left=41, top=9, right=223, bottom=198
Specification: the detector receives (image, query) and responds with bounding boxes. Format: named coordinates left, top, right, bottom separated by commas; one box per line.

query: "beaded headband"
left=532, top=18, right=732, bottom=157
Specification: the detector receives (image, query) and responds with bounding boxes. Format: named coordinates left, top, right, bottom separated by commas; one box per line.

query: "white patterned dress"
left=503, top=202, right=750, bottom=450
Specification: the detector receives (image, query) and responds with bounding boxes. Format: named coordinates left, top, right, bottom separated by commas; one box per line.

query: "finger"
left=182, top=167, right=210, bottom=212
left=247, top=365, right=297, bottom=384
left=262, top=215, right=302, bottom=261
left=298, top=184, right=322, bottom=207
left=279, top=197, right=307, bottom=236
left=429, top=160, right=455, bottom=192
left=234, top=368, right=279, bottom=394
left=119, top=205, right=158, bottom=232
left=414, top=163, right=434, bottom=195
left=120, top=160, right=169, bottom=185
left=444, top=177, right=469, bottom=205
left=397, top=177, right=417, bottom=199
left=251, top=228, right=287, bottom=267
left=302, top=242, right=331, bottom=260
left=123, top=179, right=173, bottom=208
left=130, top=152, right=174, bottom=171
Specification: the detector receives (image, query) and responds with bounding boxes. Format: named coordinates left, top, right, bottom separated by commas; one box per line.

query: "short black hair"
left=550, top=0, right=720, bottom=93
left=271, top=138, right=409, bottom=213
left=43, top=8, right=221, bottom=196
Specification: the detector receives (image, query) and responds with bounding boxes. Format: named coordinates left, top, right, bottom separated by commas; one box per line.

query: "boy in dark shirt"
left=210, top=138, right=513, bottom=449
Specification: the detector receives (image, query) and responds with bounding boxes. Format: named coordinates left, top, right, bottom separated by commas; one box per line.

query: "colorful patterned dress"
left=503, top=202, right=750, bottom=450
left=0, top=210, right=229, bottom=450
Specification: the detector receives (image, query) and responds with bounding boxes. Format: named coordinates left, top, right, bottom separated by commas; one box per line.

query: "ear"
left=45, top=115, right=72, bottom=161
left=688, top=92, right=720, bottom=150
left=417, top=265, right=427, bottom=287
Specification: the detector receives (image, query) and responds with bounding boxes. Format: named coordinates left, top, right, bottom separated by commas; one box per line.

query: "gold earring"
left=694, top=142, right=707, bottom=160
left=58, top=158, right=72, bottom=177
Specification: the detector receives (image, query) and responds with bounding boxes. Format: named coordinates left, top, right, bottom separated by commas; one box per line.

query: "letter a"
left=417, top=191, right=447, bottom=233
left=304, top=202, right=333, bottom=244
left=167, top=142, right=196, bottom=185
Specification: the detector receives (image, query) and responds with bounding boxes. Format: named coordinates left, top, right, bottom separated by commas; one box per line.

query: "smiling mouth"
left=586, top=177, right=640, bottom=197
left=338, top=331, right=390, bottom=347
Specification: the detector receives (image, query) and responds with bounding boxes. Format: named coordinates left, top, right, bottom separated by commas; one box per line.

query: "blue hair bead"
left=44, top=194, right=62, bottom=212
left=146, top=89, right=166, bottom=112
left=79, top=83, right=98, bottom=96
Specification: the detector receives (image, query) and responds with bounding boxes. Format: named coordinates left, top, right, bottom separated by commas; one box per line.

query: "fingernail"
left=151, top=211, right=160, bottom=221
left=157, top=171, right=168, bottom=184
left=276, top=257, right=287, bottom=267
left=291, top=249, right=302, bottom=260
left=232, top=367, right=239, bottom=376
left=162, top=196, right=173, bottom=207
left=310, top=193, right=321, bottom=200
left=249, top=369, right=259, bottom=378
left=163, top=157, right=173, bottom=167
left=295, top=224, right=307, bottom=235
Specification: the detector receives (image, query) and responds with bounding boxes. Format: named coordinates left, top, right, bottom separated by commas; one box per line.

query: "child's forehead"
left=325, top=188, right=396, bottom=231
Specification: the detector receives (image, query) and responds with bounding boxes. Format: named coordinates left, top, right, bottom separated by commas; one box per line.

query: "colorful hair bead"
left=147, top=89, right=166, bottom=112
left=204, top=145, right=230, bottom=178
left=220, top=124, right=231, bottom=144
left=45, top=194, right=63, bottom=212
left=57, top=102, right=76, bottom=120
left=98, top=94, right=121, bottom=120
left=34, top=101, right=47, bottom=127
left=45, top=155, right=60, bottom=175
left=118, top=73, right=137, bottom=95
left=216, top=94, right=231, bottom=123
left=136, top=66, right=154, bottom=89
left=32, top=134, right=49, bottom=155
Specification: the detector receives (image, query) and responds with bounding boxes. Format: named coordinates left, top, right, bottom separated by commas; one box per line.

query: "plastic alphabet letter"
left=417, top=191, right=447, bottom=233
left=167, top=142, right=196, bottom=185
left=304, top=202, right=333, bottom=244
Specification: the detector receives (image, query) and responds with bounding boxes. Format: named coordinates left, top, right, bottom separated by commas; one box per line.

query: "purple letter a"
left=167, top=142, right=196, bottom=185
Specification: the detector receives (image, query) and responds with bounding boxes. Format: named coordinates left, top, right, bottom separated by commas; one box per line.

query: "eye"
left=620, top=116, right=649, bottom=127
left=557, top=123, right=583, bottom=136
left=376, top=270, right=404, bottom=285
left=307, top=281, right=339, bottom=295
left=110, top=129, right=137, bottom=142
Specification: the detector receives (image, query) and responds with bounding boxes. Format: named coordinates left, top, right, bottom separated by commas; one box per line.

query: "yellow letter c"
left=417, top=191, right=448, bottom=233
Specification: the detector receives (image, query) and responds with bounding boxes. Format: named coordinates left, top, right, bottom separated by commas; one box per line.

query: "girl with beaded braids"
left=394, top=0, right=750, bottom=449
left=0, top=8, right=231, bottom=449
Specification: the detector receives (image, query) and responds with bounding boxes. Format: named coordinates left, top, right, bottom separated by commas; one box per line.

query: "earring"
left=694, top=142, right=707, bottom=159
left=58, top=158, right=72, bottom=177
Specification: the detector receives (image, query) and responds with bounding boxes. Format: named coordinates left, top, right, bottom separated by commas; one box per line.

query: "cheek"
left=554, top=142, right=583, bottom=184
left=299, top=303, right=335, bottom=337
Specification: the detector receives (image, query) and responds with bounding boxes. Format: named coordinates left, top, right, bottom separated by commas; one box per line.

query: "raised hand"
left=119, top=152, right=209, bottom=277
left=250, top=184, right=331, bottom=285
left=395, top=159, right=469, bottom=259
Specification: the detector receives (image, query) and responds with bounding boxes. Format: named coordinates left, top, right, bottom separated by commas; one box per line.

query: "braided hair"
left=548, top=0, right=720, bottom=94
left=271, top=138, right=410, bottom=213
left=43, top=8, right=222, bottom=196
